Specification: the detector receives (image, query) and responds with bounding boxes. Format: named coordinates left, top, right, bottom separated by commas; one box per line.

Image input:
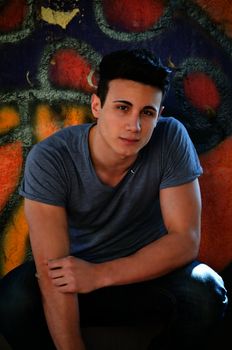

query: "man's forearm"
left=39, top=275, right=85, bottom=350
left=96, top=231, right=199, bottom=289
left=24, top=200, right=84, bottom=349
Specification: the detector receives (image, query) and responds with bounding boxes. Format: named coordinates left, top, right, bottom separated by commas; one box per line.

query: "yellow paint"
left=63, top=105, right=91, bottom=126
left=34, top=104, right=61, bottom=141
left=0, top=104, right=93, bottom=276
left=1, top=201, right=29, bottom=276
left=41, top=6, right=80, bottom=29
left=0, top=106, right=20, bottom=134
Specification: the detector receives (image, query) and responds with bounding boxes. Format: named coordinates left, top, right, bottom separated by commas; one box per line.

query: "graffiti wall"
left=0, top=0, right=232, bottom=276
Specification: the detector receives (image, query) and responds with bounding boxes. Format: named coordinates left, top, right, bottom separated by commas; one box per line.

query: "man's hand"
left=48, top=256, right=100, bottom=294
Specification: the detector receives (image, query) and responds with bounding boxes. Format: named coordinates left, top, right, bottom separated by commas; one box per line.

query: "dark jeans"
left=0, top=260, right=228, bottom=350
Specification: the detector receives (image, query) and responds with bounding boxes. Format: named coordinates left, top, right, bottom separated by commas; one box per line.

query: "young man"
left=0, top=49, right=228, bottom=350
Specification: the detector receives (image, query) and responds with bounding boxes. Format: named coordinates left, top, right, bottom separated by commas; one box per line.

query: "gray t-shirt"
left=19, top=117, right=203, bottom=263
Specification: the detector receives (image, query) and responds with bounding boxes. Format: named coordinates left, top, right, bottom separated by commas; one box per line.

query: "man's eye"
left=143, top=109, right=155, bottom=117
left=117, top=105, right=128, bottom=111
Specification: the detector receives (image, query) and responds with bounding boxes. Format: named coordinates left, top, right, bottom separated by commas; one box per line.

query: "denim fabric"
left=0, top=260, right=227, bottom=350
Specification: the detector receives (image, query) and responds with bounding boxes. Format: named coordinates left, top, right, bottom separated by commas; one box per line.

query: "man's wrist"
left=94, top=261, right=114, bottom=289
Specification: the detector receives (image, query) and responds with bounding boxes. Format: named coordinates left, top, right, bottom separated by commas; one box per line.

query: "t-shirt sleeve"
left=19, top=141, right=68, bottom=206
left=160, top=118, right=203, bottom=189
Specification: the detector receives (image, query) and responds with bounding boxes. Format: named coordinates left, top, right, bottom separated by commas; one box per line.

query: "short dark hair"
left=96, top=49, right=172, bottom=106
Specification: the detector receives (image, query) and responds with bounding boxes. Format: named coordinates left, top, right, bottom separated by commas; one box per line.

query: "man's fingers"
left=49, top=269, right=64, bottom=279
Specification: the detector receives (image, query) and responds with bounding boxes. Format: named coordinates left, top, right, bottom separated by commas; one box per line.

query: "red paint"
left=199, top=137, right=232, bottom=271
left=102, top=0, right=165, bottom=32
left=195, top=0, right=232, bottom=36
left=183, top=72, right=221, bottom=112
left=0, top=142, right=23, bottom=212
left=49, top=49, right=97, bottom=93
left=0, top=0, right=27, bottom=32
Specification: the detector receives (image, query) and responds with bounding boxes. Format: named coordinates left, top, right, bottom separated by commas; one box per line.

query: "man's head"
left=96, top=49, right=172, bottom=106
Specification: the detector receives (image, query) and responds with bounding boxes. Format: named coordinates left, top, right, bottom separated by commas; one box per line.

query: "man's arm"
left=103, top=178, right=202, bottom=285
left=24, top=199, right=85, bottom=350
left=48, top=178, right=202, bottom=292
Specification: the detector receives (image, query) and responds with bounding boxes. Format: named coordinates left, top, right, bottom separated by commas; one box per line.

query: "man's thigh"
left=78, top=277, right=176, bottom=327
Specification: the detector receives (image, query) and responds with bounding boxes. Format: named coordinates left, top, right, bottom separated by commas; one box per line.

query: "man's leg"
left=0, top=259, right=227, bottom=349
left=78, top=260, right=227, bottom=349
left=0, top=260, right=176, bottom=349
left=79, top=280, right=176, bottom=328
left=0, top=260, right=56, bottom=350
left=148, top=260, right=228, bottom=349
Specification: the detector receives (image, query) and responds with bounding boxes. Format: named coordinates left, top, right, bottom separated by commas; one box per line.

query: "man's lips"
left=119, top=137, right=140, bottom=143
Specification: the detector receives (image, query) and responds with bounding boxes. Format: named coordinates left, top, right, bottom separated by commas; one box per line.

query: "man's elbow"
left=188, top=231, right=201, bottom=260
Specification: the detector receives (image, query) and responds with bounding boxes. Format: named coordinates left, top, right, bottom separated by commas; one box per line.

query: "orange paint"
left=0, top=142, right=23, bottom=212
left=195, top=0, right=232, bottom=37
left=34, top=104, right=61, bottom=141
left=198, top=136, right=232, bottom=271
left=34, top=104, right=93, bottom=141
left=63, top=105, right=92, bottom=126
left=0, top=106, right=20, bottom=134
left=0, top=201, right=29, bottom=276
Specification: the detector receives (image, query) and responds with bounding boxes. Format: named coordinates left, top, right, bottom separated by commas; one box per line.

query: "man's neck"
left=89, top=125, right=137, bottom=187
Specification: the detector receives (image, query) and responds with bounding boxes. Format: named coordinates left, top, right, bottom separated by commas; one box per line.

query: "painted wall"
left=0, top=0, right=232, bottom=277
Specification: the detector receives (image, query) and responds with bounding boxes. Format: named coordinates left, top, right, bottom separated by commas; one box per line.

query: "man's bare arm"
left=100, top=178, right=202, bottom=285
left=24, top=199, right=85, bottom=350
left=48, top=179, right=202, bottom=292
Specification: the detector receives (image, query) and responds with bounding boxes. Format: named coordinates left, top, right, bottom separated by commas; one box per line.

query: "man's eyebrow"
left=113, top=100, right=157, bottom=111
left=143, top=105, right=158, bottom=112
left=113, top=100, right=132, bottom=106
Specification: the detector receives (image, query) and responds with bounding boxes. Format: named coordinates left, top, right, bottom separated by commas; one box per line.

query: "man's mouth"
left=119, top=137, right=140, bottom=143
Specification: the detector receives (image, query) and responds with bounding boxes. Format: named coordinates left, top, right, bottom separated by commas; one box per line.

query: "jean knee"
left=0, top=261, right=40, bottom=325
left=190, top=263, right=228, bottom=321
left=165, top=262, right=228, bottom=336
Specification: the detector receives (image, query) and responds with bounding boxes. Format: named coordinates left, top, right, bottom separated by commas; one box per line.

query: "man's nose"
left=126, top=113, right=141, bottom=132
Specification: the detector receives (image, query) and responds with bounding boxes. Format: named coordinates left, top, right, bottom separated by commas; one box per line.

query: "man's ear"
left=91, top=94, right=101, bottom=119
left=159, top=106, right=164, bottom=116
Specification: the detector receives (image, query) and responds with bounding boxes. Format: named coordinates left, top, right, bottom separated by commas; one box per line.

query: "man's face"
left=91, top=79, right=163, bottom=160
